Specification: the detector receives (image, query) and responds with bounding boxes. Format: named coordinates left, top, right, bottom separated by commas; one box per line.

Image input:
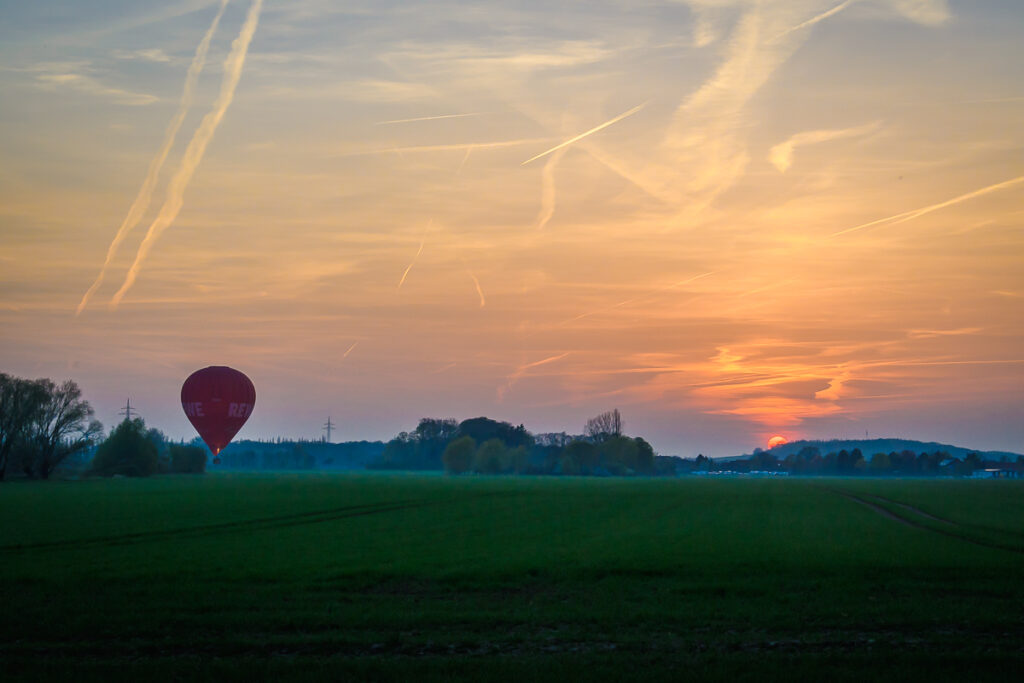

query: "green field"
left=2, top=474, right=1023, bottom=681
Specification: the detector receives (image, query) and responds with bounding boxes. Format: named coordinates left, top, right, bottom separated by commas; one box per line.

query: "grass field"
left=2, top=473, right=1023, bottom=681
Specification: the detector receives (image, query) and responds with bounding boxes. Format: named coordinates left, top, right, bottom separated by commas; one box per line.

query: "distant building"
left=972, top=463, right=1024, bottom=479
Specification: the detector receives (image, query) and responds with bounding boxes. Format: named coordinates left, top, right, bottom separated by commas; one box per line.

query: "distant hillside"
left=218, top=440, right=385, bottom=470
left=732, top=438, right=1023, bottom=462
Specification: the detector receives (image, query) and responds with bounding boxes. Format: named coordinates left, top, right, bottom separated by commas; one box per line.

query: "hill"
left=735, top=438, right=1023, bottom=462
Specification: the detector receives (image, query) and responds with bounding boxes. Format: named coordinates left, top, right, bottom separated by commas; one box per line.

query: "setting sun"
left=768, top=436, right=789, bottom=449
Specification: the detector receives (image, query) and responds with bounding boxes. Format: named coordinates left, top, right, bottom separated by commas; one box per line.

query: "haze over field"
left=1, top=0, right=1022, bottom=456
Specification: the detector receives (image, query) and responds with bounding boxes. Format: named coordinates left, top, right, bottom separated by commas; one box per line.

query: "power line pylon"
left=119, top=398, right=137, bottom=422
left=323, top=416, right=334, bottom=443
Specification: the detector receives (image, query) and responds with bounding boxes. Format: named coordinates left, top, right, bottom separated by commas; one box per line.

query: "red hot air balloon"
left=181, top=366, right=256, bottom=461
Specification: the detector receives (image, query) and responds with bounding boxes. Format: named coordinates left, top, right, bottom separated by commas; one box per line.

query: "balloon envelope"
left=181, top=366, right=256, bottom=455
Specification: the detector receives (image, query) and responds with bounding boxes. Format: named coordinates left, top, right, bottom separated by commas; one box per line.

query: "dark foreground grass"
left=1, top=474, right=1022, bottom=681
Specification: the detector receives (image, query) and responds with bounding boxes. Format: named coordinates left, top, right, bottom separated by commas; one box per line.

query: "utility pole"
left=119, top=399, right=136, bottom=422
left=323, top=417, right=334, bottom=443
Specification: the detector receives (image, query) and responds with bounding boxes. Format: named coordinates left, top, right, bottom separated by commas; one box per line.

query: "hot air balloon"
left=181, top=366, right=256, bottom=464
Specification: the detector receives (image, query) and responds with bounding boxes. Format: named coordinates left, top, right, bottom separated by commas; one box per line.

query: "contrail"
left=397, top=222, right=430, bottom=291
left=342, top=342, right=358, bottom=358
left=76, top=0, right=229, bottom=315
left=774, top=0, right=858, bottom=41
left=831, top=175, right=1024, bottom=238
left=519, top=351, right=572, bottom=372
left=376, top=112, right=481, bottom=125
left=535, top=147, right=567, bottom=230
left=454, top=145, right=473, bottom=175
left=109, top=0, right=263, bottom=308
left=467, top=270, right=486, bottom=307
left=499, top=351, right=572, bottom=400
left=521, top=102, right=647, bottom=166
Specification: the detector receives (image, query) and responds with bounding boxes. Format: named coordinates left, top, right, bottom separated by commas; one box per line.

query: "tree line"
left=1, top=372, right=205, bottom=480
left=371, top=409, right=658, bottom=476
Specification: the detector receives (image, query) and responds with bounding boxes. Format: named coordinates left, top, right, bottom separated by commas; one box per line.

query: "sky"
left=1, top=0, right=1022, bottom=457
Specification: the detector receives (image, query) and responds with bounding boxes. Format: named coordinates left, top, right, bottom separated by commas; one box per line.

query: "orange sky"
left=1, top=0, right=1022, bottom=455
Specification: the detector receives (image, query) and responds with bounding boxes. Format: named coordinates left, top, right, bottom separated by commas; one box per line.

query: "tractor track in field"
left=0, top=500, right=429, bottom=553
left=856, top=493, right=957, bottom=526
left=823, top=487, right=1024, bottom=555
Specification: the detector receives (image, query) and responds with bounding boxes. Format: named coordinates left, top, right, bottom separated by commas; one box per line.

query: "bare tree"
left=0, top=373, right=47, bottom=481
left=584, top=409, right=623, bottom=442
left=23, top=379, right=103, bottom=479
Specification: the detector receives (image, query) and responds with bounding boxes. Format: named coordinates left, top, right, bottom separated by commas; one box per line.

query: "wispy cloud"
left=534, top=147, right=567, bottom=230
left=467, top=270, right=486, bottom=307
left=769, top=121, right=880, bottom=172
left=34, top=70, right=157, bottom=106
left=338, top=79, right=436, bottom=103
left=112, top=48, right=174, bottom=63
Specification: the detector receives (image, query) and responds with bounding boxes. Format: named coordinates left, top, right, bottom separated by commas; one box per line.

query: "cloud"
left=467, top=271, right=486, bottom=307
left=892, top=0, right=951, bottom=26
left=814, top=366, right=852, bottom=400
left=34, top=71, right=157, bottom=106
left=769, top=121, right=881, bottom=172
left=338, top=79, right=437, bottom=103
left=112, top=48, right=174, bottom=63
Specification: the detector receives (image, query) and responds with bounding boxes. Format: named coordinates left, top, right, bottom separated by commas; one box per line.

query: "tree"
left=442, top=436, right=476, bottom=474
left=562, top=440, right=599, bottom=475
left=633, top=437, right=655, bottom=475
left=600, top=435, right=639, bottom=474
left=21, top=379, right=102, bottom=479
left=458, top=417, right=533, bottom=450
left=169, top=444, right=207, bottom=474
left=584, top=409, right=622, bottom=443
left=0, top=373, right=47, bottom=481
left=474, top=439, right=506, bottom=474
left=90, top=418, right=159, bottom=477
left=414, top=418, right=459, bottom=443
left=869, top=452, right=891, bottom=475
left=146, top=427, right=171, bottom=472
left=506, top=445, right=529, bottom=474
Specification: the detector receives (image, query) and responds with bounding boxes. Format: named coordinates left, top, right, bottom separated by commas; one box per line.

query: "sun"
left=767, top=435, right=789, bottom=449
